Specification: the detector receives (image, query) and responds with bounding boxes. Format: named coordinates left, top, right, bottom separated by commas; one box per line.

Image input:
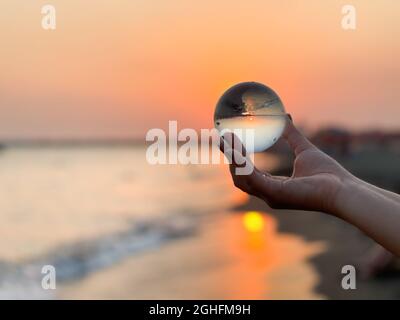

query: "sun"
left=243, top=211, right=264, bottom=233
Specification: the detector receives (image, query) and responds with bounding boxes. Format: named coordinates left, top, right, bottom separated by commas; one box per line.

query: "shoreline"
left=57, top=210, right=326, bottom=300
left=234, top=195, right=400, bottom=299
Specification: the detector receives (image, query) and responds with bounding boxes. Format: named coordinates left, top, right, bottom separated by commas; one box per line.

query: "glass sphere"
left=214, top=82, right=287, bottom=153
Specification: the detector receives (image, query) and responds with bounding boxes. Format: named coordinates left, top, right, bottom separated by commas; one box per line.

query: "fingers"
left=217, top=120, right=313, bottom=210
left=219, top=132, right=256, bottom=189
left=219, top=133, right=285, bottom=202
left=219, top=132, right=251, bottom=168
left=283, top=116, right=316, bottom=156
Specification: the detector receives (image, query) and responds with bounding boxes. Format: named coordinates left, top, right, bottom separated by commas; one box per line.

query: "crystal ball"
left=214, top=82, right=287, bottom=153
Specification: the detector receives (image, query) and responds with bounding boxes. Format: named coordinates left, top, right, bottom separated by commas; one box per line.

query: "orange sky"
left=0, top=0, right=399, bottom=139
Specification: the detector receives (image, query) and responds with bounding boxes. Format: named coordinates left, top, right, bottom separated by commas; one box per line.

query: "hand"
left=220, top=117, right=400, bottom=254
left=219, top=117, right=354, bottom=214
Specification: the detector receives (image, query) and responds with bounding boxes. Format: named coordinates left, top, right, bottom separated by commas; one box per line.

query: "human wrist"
left=329, top=174, right=360, bottom=218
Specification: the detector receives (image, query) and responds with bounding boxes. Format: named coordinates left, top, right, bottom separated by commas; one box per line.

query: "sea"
left=0, top=145, right=324, bottom=299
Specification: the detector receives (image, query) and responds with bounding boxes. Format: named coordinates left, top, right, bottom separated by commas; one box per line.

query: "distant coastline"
left=0, top=138, right=146, bottom=148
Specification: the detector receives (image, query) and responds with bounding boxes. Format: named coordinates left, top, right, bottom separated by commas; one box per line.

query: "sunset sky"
left=0, top=0, right=399, bottom=139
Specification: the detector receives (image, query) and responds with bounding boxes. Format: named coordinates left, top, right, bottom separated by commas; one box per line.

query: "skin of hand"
left=219, top=116, right=354, bottom=215
left=219, top=116, right=400, bottom=255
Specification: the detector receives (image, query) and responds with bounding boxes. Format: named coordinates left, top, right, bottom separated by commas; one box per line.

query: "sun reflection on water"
left=243, top=211, right=264, bottom=233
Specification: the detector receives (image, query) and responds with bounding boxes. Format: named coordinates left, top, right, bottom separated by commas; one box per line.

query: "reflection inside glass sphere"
left=214, top=82, right=287, bottom=153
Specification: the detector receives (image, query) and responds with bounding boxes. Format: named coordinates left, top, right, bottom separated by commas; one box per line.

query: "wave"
left=0, top=212, right=201, bottom=299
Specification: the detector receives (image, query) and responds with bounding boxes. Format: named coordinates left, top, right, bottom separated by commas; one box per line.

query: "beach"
left=57, top=210, right=326, bottom=299
left=56, top=196, right=400, bottom=300
left=0, top=145, right=399, bottom=299
left=239, top=197, right=400, bottom=299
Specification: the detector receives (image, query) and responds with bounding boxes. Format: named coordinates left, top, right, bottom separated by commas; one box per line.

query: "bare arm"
left=220, top=118, right=400, bottom=255
left=335, top=179, right=400, bottom=254
left=357, top=178, right=400, bottom=204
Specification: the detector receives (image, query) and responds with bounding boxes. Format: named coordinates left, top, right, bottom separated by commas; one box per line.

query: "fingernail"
left=221, top=133, right=232, bottom=146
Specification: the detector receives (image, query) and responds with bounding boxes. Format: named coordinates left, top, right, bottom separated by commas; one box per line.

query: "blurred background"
left=0, top=0, right=399, bottom=299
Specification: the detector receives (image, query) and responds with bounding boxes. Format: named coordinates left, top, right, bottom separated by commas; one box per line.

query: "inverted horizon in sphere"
left=214, top=82, right=287, bottom=153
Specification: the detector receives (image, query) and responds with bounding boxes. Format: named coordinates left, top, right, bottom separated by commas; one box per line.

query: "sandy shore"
left=58, top=197, right=400, bottom=299
left=57, top=209, right=326, bottom=299
left=237, top=197, right=400, bottom=299
left=56, top=197, right=400, bottom=299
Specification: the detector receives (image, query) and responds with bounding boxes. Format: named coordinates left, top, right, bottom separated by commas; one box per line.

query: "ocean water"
left=0, top=145, right=324, bottom=299
left=0, top=145, right=253, bottom=298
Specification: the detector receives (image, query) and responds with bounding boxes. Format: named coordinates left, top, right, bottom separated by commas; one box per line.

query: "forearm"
left=357, top=178, right=400, bottom=204
left=334, top=176, right=400, bottom=256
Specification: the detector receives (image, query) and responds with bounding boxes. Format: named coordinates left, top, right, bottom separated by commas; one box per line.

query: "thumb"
left=283, top=116, right=316, bottom=155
